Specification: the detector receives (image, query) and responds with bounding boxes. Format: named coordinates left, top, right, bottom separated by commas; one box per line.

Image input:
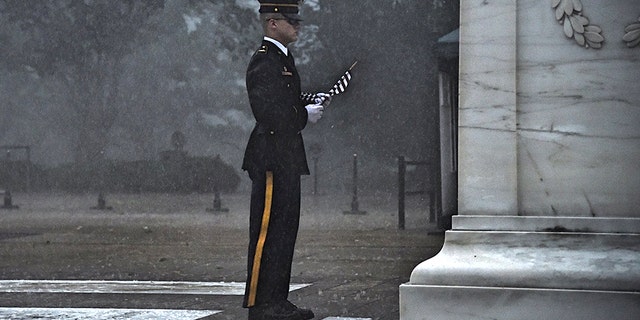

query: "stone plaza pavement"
left=0, top=192, right=444, bottom=320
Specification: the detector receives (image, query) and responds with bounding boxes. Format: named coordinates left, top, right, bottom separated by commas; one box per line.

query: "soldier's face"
left=273, top=17, right=300, bottom=45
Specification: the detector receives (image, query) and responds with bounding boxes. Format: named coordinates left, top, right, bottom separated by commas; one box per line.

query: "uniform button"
left=270, top=131, right=275, bottom=135
left=287, top=84, right=290, bottom=87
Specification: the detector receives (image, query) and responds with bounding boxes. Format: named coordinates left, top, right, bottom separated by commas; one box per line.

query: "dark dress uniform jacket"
left=242, top=40, right=310, bottom=176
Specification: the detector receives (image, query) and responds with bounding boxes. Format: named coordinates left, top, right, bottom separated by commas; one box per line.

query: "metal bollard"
left=207, top=188, right=229, bottom=213
left=91, top=192, right=113, bottom=210
left=1, top=189, right=19, bottom=210
left=398, top=156, right=406, bottom=230
left=343, top=153, right=366, bottom=215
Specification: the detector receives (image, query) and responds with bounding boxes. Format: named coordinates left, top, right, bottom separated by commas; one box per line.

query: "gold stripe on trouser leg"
left=248, top=171, right=274, bottom=307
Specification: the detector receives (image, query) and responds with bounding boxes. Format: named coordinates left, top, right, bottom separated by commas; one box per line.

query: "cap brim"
left=282, top=13, right=303, bottom=21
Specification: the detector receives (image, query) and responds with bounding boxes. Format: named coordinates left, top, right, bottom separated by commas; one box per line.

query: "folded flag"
left=301, top=60, right=358, bottom=104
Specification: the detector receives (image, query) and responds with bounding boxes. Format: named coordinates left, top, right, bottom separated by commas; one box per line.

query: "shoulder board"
left=257, top=45, right=268, bottom=54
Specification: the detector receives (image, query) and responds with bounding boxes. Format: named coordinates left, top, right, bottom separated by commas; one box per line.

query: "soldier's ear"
left=266, top=18, right=277, bottom=26
left=265, top=18, right=279, bottom=32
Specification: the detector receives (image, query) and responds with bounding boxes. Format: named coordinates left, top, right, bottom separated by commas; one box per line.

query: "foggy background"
left=0, top=0, right=459, bottom=194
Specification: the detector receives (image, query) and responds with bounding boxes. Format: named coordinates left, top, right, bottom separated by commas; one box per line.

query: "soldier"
left=241, top=1, right=330, bottom=319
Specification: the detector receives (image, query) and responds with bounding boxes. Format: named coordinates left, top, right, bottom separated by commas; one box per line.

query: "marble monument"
left=400, top=1, right=640, bottom=319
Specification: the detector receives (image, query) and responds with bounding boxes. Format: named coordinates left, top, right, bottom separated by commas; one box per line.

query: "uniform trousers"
left=243, top=170, right=301, bottom=308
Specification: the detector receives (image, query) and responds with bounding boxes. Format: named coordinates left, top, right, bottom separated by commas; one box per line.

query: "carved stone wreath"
left=623, top=16, right=640, bottom=48
left=552, top=0, right=604, bottom=49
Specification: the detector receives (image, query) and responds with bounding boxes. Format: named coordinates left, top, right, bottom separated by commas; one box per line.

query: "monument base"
left=400, top=216, right=640, bottom=320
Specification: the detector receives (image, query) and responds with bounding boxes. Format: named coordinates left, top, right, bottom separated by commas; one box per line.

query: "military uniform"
left=242, top=38, right=309, bottom=305
left=241, top=40, right=310, bottom=177
left=242, top=2, right=316, bottom=319
left=242, top=0, right=314, bottom=320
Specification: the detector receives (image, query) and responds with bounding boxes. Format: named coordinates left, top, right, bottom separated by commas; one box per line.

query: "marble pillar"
left=400, top=0, right=640, bottom=319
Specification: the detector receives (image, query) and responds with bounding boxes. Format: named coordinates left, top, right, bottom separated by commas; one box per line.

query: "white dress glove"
left=305, top=104, right=324, bottom=123
left=314, top=92, right=332, bottom=107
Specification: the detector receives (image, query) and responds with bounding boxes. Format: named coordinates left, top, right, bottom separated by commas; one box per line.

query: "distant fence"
left=397, top=156, right=436, bottom=230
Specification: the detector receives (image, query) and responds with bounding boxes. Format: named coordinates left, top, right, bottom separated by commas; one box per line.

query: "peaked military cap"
left=258, top=0, right=302, bottom=20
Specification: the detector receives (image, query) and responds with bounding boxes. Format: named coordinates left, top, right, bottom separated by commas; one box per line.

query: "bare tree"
left=0, top=0, right=164, bottom=163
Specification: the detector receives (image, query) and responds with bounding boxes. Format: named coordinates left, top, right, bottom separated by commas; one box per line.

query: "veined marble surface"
left=408, top=230, right=640, bottom=291
left=458, top=0, right=518, bottom=215
left=400, top=284, right=640, bottom=320
left=401, top=216, right=640, bottom=320
left=517, top=0, right=640, bottom=217
left=402, top=2, right=640, bottom=319
left=459, top=0, right=640, bottom=217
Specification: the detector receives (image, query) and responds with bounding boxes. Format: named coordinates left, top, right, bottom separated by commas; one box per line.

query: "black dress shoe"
left=282, top=300, right=314, bottom=319
left=249, top=302, right=304, bottom=320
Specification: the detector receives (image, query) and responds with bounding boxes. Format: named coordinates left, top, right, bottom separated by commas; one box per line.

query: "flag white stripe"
left=300, top=68, right=353, bottom=99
